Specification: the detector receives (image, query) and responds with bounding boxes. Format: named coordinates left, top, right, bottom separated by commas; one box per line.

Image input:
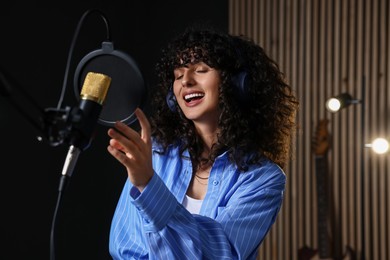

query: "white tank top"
left=182, top=195, right=203, bottom=214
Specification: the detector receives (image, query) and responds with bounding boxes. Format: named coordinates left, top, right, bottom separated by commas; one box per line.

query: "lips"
left=184, top=92, right=205, bottom=102
left=182, top=91, right=205, bottom=107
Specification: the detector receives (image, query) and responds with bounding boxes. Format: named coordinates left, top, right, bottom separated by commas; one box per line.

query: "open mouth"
left=184, top=92, right=205, bottom=102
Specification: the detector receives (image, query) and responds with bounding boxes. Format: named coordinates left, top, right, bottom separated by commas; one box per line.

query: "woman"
left=107, top=26, right=298, bottom=259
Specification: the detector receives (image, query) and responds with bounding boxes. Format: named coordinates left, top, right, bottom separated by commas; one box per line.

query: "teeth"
left=184, top=93, right=204, bottom=101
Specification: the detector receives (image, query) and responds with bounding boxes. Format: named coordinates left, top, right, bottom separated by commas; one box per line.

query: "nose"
left=181, top=71, right=194, bottom=87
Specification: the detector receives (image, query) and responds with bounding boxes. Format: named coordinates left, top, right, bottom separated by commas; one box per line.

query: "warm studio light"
left=325, top=93, right=360, bottom=112
left=366, top=138, right=390, bottom=154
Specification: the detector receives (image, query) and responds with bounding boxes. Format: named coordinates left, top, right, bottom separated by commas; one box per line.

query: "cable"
left=56, top=9, right=111, bottom=110
left=50, top=177, right=66, bottom=260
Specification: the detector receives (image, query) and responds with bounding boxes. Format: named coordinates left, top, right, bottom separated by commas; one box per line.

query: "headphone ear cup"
left=232, top=70, right=250, bottom=104
left=166, top=89, right=177, bottom=112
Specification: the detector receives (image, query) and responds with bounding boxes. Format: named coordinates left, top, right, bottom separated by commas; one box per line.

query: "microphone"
left=60, top=72, right=111, bottom=187
left=74, top=41, right=146, bottom=127
left=66, top=71, right=111, bottom=150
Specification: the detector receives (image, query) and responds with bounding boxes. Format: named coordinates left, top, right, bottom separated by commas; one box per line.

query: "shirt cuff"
left=129, top=173, right=178, bottom=232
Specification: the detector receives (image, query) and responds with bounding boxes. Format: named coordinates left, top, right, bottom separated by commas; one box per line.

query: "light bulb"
left=371, top=138, right=389, bottom=154
left=326, top=98, right=341, bottom=112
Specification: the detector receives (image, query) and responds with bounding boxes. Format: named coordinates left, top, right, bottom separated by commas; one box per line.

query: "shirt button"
left=212, top=180, right=219, bottom=185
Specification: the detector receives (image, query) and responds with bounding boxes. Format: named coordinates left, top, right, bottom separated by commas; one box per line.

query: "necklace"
left=193, top=164, right=211, bottom=185
left=195, top=174, right=209, bottom=180
left=194, top=174, right=209, bottom=185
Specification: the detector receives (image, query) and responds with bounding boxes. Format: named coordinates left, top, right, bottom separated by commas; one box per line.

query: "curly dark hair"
left=150, top=27, right=298, bottom=170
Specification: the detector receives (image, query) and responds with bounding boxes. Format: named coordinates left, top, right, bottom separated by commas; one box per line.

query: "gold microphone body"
left=67, top=72, right=111, bottom=151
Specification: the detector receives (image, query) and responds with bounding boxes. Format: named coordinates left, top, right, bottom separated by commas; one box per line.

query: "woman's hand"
left=107, top=108, right=153, bottom=192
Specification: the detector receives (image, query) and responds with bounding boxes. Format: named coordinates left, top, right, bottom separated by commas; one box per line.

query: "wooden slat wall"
left=229, top=0, right=390, bottom=259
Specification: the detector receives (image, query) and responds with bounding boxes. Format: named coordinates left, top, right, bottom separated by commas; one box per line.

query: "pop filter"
left=74, top=41, right=146, bottom=127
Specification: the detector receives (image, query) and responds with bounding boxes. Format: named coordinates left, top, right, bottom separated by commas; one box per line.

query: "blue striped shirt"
left=109, top=141, right=286, bottom=259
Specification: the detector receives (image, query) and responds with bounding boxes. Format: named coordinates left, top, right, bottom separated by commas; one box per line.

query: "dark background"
left=0, top=2, right=227, bottom=259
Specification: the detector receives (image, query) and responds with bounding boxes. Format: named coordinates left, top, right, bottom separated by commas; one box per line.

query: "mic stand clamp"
left=41, top=105, right=92, bottom=149
left=41, top=106, right=72, bottom=147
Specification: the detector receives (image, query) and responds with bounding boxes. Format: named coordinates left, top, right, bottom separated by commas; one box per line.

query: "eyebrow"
left=178, top=63, right=190, bottom=68
left=176, top=61, right=208, bottom=69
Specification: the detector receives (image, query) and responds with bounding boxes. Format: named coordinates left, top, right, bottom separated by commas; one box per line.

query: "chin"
left=182, top=110, right=202, bottom=120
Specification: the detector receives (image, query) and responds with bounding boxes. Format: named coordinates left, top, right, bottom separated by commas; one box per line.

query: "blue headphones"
left=166, top=89, right=177, bottom=112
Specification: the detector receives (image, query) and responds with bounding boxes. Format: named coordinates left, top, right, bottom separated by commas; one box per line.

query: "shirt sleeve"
left=130, top=165, right=285, bottom=260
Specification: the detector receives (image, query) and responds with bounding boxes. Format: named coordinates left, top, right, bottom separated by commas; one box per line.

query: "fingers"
left=106, top=108, right=154, bottom=190
left=107, top=126, right=135, bottom=154
left=107, top=144, right=128, bottom=164
left=134, top=108, right=151, bottom=145
left=111, top=121, right=142, bottom=150
left=106, top=108, right=152, bottom=160
left=109, top=108, right=151, bottom=150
